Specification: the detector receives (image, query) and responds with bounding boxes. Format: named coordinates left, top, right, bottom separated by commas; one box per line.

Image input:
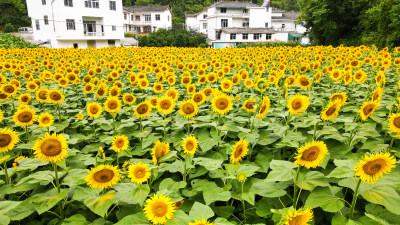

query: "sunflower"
left=85, top=164, right=122, bottom=189
left=134, top=101, right=152, bottom=118
left=283, top=208, right=313, bottom=225
left=87, top=102, right=102, bottom=118
left=258, top=96, right=271, bottom=119
left=13, top=106, right=36, bottom=127
left=353, top=70, right=367, bottom=83
left=297, top=75, right=312, bottom=89
left=123, top=93, right=136, bottom=105
left=230, top=139, right=249, bottom=164
left=153, top=83, right=164, bottom=94
left=189, top=219, right=215, bottom=225
left=149, top=97, right=158, bottom=109
left=111, top=135, right=129, bottom=153
left=84, top=83, right=95, bottom=93
left=38, top=113, right=54, bottom=128
left=18, top=93, right=32, bottom=105
left=255, top=78, right=269, bottom=92
left=47, top=89, right=64, bottom=104
left=151, top=140, right=170, bottom=165
left=77, top=113, right=84, bottom=120
left=179, top=99, right=198, bottom=119
left=388, top=113, right=400, bottom=134
left=104, top=97, right=121, bottom=114
left=165, top=88, right=179, bottom=102
left=358, top=101, right=380, bottom=121
left=221, top=78, right=233, bottom=92
left=192, top=92, right=206, bottom=105
left=33, top=132, right=68, bottom=163
left=157, top=96, right=175, bottom=115
left=144, top=194, right=176, bottom=225
left=211, top=93, right=233, bottom=115
left=371, top=88, right=383, bottom=102
left=1, top=84, right=18, bottom=97
left=329, top=92, right=347, bottom=105
left=0, top=128, right=19, bottom=153
left=0, top=109, right=3, bottom=123
left=13, top=155, right=27, bottom=170
left=182, top=136, right=198, bottom=155
left=128, top=161, right=151, bottom=184
left=35, top=88, right=48, bottom=103
left=242, top=98, right=257, bottom=113
left=321, top=100, right=342, bottom=121
left=294, top=141, right=328, bottom=169
left=287, top=94, right=310, bottom=115
left=354, top=152, right=396, bottom=184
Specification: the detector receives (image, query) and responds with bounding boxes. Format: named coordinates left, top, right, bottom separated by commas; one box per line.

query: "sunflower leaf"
left=189, top=202, right=214, bottom=220
left=84, top=190, right=116, bottom=217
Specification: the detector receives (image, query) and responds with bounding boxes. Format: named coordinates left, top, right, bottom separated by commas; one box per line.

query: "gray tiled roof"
left=272, top=11, right=300, bottom=20
left=123, top=5, right=170, bottom=13
left=210, top=1, right=260, bottom=8
left=221, top=28, right=276, bottom=34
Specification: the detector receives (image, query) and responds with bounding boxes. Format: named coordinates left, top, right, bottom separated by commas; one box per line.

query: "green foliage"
left=0, top=0, right=30, bottom=30
left=237, top=40, right=307, bottom=48
left=0, top=32, right=39, bottom=48
left=3, top=23, right=14, bottom=33
left=138, top=28, right=207, bottom=47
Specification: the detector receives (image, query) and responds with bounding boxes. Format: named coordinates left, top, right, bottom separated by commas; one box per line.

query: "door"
left=87, top=40, right=96, bottom=48
left=83, top=21, right=96, bottom=35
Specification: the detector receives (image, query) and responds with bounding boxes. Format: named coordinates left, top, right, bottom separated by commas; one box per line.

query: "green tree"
left=0, top=0, right=30, bottom=30
left=135, top=0, right=152, bottom=6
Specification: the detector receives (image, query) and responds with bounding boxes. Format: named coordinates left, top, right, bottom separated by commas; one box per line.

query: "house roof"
left=221, top=28, right=276, bottom=34
left=123, top=5, right=170, bottom=13
left=210, top=1, right=260, bottom=8
left=272, top=11, right=300, bottom=20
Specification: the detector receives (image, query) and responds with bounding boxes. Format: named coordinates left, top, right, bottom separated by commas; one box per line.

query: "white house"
left=123, top=5, right=172, bottom=33
left=26, top=0, right=125, bottom=48
left=185, top=1, right=309, bottom=47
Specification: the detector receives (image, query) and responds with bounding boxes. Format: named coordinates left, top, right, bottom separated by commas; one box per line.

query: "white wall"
left=57, top=39, right=121, bottom=48
left=124, top=9, right=172, bottom=32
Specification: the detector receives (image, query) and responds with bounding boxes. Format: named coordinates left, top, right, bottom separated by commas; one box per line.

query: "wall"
left=124, top=9, right=172, bottom=32
left=57, top=39, right=121, bottom=48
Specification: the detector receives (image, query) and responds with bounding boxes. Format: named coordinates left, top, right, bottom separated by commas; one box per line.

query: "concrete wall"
left=57, top=39, right=120, bottom=48
left=123, top=9, right=172, bottom=32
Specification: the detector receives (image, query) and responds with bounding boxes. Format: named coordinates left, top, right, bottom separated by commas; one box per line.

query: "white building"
left=123, top=5, right=172, bottom=33
left=185, top=1, right=309, bottom=47
left=26, top=0, right=125, bottom=48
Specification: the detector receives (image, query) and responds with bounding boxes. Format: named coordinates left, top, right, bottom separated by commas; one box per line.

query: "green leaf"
left=257, top=130, right=280, bottom=146
left=360, top=185, right=400, bottom=215
left=189, top=202, right=214, bottom=220
left=73, top=186, right=101, bottom=201
left=193, top=157, right=224, bottom=171
left=4, top=199, right=35, bottom=221
left=14, top=158, right=48, bottom=171
left=115, top=212, right=150, bottom=225
left=61, top=214, right=88, bottom=225
left=297, top=171, right=329, bottom=190
left=84, top=190, right=116, bottom=217
left=331, top=214, right=348, bottom=225
left=365, top=204, right=400, bottom=225
left=304, top=187, right=345, bottom=212
left=62, top=169, right=88, bottom=187
left=0, top=201, right=21, bottom=215
left=159, top=178, right=186, bottom=192
left=266, top=160, right=297, bottom=182
left=0, top=215, right=10, bottom=225
left=202, top=183, right=231, bottom=205
left=214, top=217, right=235, bottom=225
left=249, top=179, right=286, bottom=198
left=30, top=189, right=68, bottom=215
left=165, top=210, right=191, bottom=225
left=114, top=183, right=150, bottom=205
left=364, top=213, right=391, bottom=225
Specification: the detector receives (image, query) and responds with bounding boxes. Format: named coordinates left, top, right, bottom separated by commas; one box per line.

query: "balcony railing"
left=273, top=28, right=295, bottom=32
left=144, top=20, right=152, bottom=24
left=84, top=32, right=105, bottom=36
left=214, top=13, right=250, bottom=17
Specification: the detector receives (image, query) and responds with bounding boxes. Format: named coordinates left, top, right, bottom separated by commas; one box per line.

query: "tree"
left=135, top=0, right=152, bottom=6
left=124, top=0, right=133, bottom=6
left=0, top=0, right=30, bottom=30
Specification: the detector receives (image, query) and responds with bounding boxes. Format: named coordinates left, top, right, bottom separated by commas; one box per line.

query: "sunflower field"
left=1, top=46, right=400, bottom=225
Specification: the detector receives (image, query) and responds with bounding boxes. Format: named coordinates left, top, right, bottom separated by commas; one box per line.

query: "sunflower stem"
left=187, top=118, right=190, bottom=135
left=349, top=179, right=361, bottom=220
left=25, top=126, right=29, bottom=143
left=388, top=137, right=395, bottom=152
left=313, top=120, right=319, bottom=141
left=293, top=165, right=301, bottom=209
left=57, top=104, right=62, bottom=123
left=241, top=181, right=246, bottom=223
left=112, top=116, right=115, bottom=135
left=54, top=164, right=60, bottom=193
left=116, top=152, right=119, bottom=167
left=2, top=158, right=10, bottom=185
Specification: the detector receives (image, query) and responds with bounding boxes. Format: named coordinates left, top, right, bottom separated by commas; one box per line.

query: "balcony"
left=273, top=27, right=295, bottom=32
left=84, top=32, right=105, bottom=37
left=213, top=13, right=250, bottom=18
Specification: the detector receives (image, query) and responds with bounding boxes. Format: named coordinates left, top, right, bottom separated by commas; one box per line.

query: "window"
left=242, top=33, right=248, bottom=40
left=266, top=7, right=269, bottom=12
left=135, top=15, right=140, bottom=21
left=155, top=14, right=160, bottom=21
left=108, top=40, right=115, bottom=46
left=73, top=43, right=78, bottom=48
left=42, top=0, right=46, bottom=5
left=145, top=15, right=151, bottom=22
left=85, top=0, right=99, bottom=8
left=266, top=34, right=271, bottom=40
left=230, top=33, right=236, bottom=40
left=203, top=23, right=207, bottom=29
left=44, top=16, right=49, bottom=25
left=243, top=9, right=248, bottom=13
left=112, top=25, right=116, bottom=31
left=282, top=24, right=286, bottom=28
left=221, top=19, right=228, bottom=28
left=221, top=8, right=226, bottom=13
left=203, top=14, right=207, bottom=19
left=242, top=22, right=249, bottom=28
left=265, top=22, right=268, bottom=28
left=128, top=25, right=131, bottom=31
left=254, top=33, right=260, bottom=40
left=64, top=0, right=73, bottom=7
left=35, top=20, right=40, bottom=30
left=109, top=1, right=116, bottom=10
left=168, top=15, right=170, bottom=21
left=66, top=19, right=75, bottom=30
left=124, top=14, right=127, bottom=20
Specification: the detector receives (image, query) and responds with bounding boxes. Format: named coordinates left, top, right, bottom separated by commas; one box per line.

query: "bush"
left=237, top=41, right=308, bottom=48
left=0, top=32, right=39, bottom=48
left=3, top=23, right=14, bottom=33
left=124, top=32, right=137, bottom=39
left=138, top=29, right=207, bottom=47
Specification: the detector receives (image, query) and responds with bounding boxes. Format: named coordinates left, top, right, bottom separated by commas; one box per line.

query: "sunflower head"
left=104, top=96, right=121, bottom=114
left=297, top=75, right=312, bottom=89
left=128, top=161, right=151, bottom=184
left=85, top=164, right=122, bottom=189
left=294, top=140, right=328, bottom=169
left=33, top=132, right=68, bottom=163
left=174, top=200, right=184, bottom=210
left=182, top=136, right=198, bottom=155
left=87, top=102, right=102, bottom=118
left=0, top=128, right=19, bottom=153
left=151, top=140, right=170, bottom=165
left=77, top=113, right=84, bottom=120
left=157, top=96, right=175, bottom=115
left=38, top=113, right=54, bottom=128
left=189, top=218, right=215, bottom=225
left=123, top=93, right=136, bottom=105
left=192, top=92, right=206, bottom=105
left=48, top=89, right=65, bottom=104
left=134, top=101, right=152, bottom=118
left=230, top=139, right=249, bottom=164
left=354, top=152, right=396, bottom=184
left=144, top=194, right=176, bottom=225
left=287, top=94, right=310, bottom=116
left=283, top=207, right=313, bottom=225
left=321, top=100, right=342, bottom=121
left=359, top=101, right=380, bottom=121
left=111, top=135, right=129, bottom=153
left=13, top=106, right=36, bottom=127
left=242, top=98, right=257, bottom=113
left=179, top=99, right=198, bottom=119
left=329, top=92, right=347, bottom=105
left=211, top=93, right=233, bottom=115
left=258, top=96, right=271, bottom=119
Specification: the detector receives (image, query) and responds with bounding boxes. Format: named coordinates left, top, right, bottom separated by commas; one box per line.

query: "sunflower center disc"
left=0, top=134, right=11, bottom=147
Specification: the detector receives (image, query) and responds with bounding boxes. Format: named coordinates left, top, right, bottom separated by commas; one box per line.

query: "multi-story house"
left=26, top=0, right=124, bottom=48
left=123, top=5, right=172, bottom=33
left=185, top=1, right=309, bottom=47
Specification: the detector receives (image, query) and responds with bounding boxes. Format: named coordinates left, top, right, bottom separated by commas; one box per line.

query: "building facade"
left=26, top=0, right=125, bottom=48
left=185, top=1, right=309, bottom=47
left=123, top=5, right=172, bottom=33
